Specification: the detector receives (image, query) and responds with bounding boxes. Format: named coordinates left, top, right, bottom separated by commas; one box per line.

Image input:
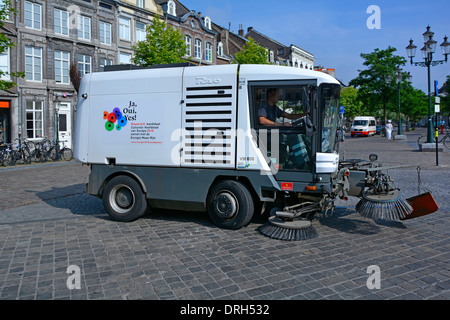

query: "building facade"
left=1, top=0, right=318, bottom=148
left=245, top=27, right=315, bottom=69
left=155, top=0, right=217, bottom=66
left=1, top=0, right=120, bottom=147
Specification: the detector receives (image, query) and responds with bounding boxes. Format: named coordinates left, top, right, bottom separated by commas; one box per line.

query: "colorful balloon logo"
left=104, top=108, right=127, bottom=131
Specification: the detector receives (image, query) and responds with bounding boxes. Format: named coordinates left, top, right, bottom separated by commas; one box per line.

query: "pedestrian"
left=440, top=120, right=445, bottom=134
left=385, top=120, right=393, bottom=140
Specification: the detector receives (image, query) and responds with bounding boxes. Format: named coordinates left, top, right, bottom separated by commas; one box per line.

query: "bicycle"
left=11, top=138, right=32, bottom=165
left=0, top=144, right=14, bottom=166
left=417, top=129, right=450, bottom=149
left=48, top=140, right=73, bottom=161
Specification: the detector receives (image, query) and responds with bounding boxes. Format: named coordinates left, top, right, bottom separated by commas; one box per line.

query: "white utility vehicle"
left=74, top=64, right=434, bottom=239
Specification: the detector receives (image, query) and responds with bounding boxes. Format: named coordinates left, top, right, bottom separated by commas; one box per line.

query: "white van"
left=351, top=116, right=377, bottom=137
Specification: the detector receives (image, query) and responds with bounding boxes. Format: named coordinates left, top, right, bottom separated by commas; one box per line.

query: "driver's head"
left=267, top=88, right=279, bottom=106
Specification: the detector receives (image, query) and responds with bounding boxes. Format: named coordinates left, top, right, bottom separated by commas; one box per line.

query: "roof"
left=153, top=0, right=190, bottom=17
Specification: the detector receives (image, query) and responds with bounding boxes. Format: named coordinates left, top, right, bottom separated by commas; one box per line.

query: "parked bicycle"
left=0, top=144, right=13, bottom=166
left=417, top=128, right=450, bottom=149
left=48, top=140, right=73, bottom=161
left=11, top=138, right=32, bottom=165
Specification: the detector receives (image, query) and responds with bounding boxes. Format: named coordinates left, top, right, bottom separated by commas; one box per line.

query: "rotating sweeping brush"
left=258, top=216, right=318, bottom=241
left=356, top=189, right=413, bottom=221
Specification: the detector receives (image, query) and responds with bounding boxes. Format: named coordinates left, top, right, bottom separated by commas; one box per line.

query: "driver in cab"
left=258, top=88, right=305, bottom=126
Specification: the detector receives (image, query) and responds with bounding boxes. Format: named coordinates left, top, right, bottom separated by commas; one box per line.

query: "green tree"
left=340, top=86, right=366, bottom=119
left=400, top=86, right=428, bottom=129
left=0, top=1, right=23, bottom=90
left=349, top=47, right=407, bottom=124
left=233, top=37, right=270, bottom=64
left=440, top=75, right=450, bottom=116
left=132, top=16, right=187, bottom=67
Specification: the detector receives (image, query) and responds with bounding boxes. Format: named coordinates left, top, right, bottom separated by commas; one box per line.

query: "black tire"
left=206, top=180, right=254, bottom=230
left=417, top=135, right=425, bottom=148
left=102, top=175, right=148, bottom=222
left=443, top=136, right=450, bottom=149
left=62, top=147, right=73, bottom=161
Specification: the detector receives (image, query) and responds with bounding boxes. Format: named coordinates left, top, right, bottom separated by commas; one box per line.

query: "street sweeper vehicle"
left=73, top=64, right=438, bottom=241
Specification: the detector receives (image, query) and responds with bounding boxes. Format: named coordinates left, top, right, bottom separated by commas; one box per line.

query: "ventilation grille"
left=182, top=86, right=235, bottom=166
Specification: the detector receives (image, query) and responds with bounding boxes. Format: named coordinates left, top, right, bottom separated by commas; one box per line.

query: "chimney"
left=238, top=24, right=244, bottom=37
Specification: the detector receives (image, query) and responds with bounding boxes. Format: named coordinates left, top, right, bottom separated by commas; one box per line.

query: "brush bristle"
left=258, top=219, right=318, bottom=241
left=356, top=190, right=413, bottom=221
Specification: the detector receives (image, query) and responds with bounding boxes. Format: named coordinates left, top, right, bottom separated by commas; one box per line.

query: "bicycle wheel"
left=443, top=135, right=450, bottom=149
left=417, top=135, right=425, bottom=148
left=62, top=147, right=73, bottom=161
left=26, top=141, right=35, bottom=159
left=49, top=147, right=58, bottom=161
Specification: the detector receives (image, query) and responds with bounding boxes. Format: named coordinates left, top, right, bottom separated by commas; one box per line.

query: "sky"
left=181, top=0, right=449, bottom=93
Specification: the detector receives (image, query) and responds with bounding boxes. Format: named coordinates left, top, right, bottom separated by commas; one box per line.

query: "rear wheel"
left=103, top=175, right=148, bottom=222
left=62, top=147, right=73, bottom=161
left=207, top=180, right=254, bottom=230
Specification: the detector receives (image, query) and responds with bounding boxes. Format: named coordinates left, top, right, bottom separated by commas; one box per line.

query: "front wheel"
left=443, top=136, right=450, bottom=149
left=207, top=180, right=254, bottom=230
left=103, top=175, right=148, bottom=222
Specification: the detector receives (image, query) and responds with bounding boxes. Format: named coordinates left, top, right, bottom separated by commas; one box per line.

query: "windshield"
left=250, top=83, right=315, bottom=172
left=353, top=120, right=368, bottom=126
left=321, top=84, right=340, bottom=153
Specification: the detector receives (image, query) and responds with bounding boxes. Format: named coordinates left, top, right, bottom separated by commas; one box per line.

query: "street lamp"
left=406, top=26, right=449, bottom=144
left=387, top=67, right=408, bottom=137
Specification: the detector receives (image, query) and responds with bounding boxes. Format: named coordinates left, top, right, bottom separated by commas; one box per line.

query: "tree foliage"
left=400, top=86, right=428, bottom=126
left=340, top=86, right=367, bottom=119
left=233, top=37, right=270, bottom=65
left=0, top=1, right=23, bottom=90
left=132, top=16, right=187, bottom=67
left=349, top=47, right=407, bottom=123
left=441, top=75, right=450, bottom=115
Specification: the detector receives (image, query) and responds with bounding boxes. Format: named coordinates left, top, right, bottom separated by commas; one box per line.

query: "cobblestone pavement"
left=0, top=127, right=449, bottom=304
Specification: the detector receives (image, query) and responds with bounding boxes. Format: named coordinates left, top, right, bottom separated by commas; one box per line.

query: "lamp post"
left=406, top=26, right=449, bottom=144
left=387, top=67, right=410, bottom=137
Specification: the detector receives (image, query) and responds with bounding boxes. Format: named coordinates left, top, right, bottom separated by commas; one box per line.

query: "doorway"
left=57, top=102, right=72, bottom=148
left=0, top=101, right=10, bottom=144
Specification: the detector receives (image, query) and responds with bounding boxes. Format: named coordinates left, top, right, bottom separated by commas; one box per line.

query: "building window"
left=184, top=35, right=191, bottom=56
left=194, top=39, right=202, bottom=59
left=24, top=1, right=42, bottom=30
left=137, top=0, right=144, bottom=8
left=99, top=58, right=112, bottom=72
left=78, top=16, right=91, bottom=41
left=168, top=0, right=176, bottom=16
left=77, top=54, right=91, bottom=76
left=119, top=52, right=131, bottom=64
left=119, top=17, right=131, bottom=41
left=54, top=9, right=69, bottom=36
left=100, top=21, right=112, bottom=45
left=54, top=51, right=70, bottom=84
left=135, top=22, right=146, bottom=42
left=217, top=42, right=223, bottom=57
left=204, top=17, right=211, bottom=30
left=205, top=42, right=212, bottom=62
left=26, top=100, right=43, bottom=139
left=25, top=46, right=42, bottom=82
left=0, top=48, right=10, bottom=80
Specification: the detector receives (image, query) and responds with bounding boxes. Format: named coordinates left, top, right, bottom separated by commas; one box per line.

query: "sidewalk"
left=340, top=127, right=449, bottom=169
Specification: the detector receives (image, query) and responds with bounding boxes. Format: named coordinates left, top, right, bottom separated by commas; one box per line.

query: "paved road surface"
left=0, top=127, right=448, bottom=305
